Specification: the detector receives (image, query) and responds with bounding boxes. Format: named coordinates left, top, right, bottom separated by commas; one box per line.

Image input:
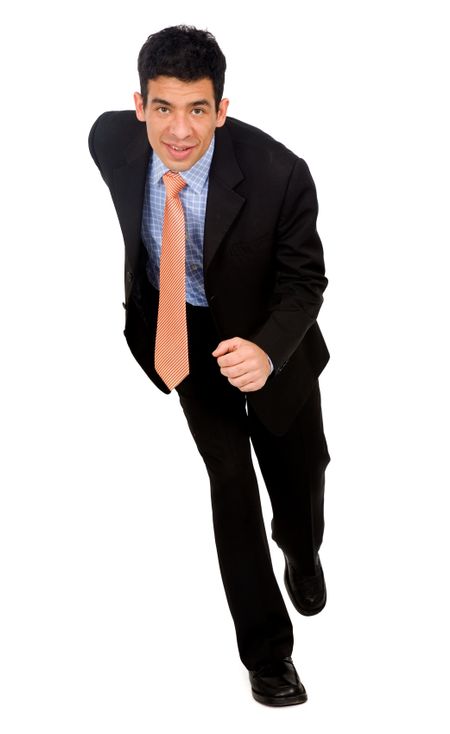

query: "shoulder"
left=88, top=110, right=146, bottom=170
left=220, top=116, right=312, bottom=186
left=88, top=110, right=141, bottom=145
left=223, top=116, right=297, bottom=164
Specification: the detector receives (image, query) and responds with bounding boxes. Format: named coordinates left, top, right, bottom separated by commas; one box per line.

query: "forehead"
left=147, top=76, right=215, bottom=104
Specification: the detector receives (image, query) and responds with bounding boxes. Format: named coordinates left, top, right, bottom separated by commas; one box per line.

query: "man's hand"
left=212, top=337, right=272, bottom=392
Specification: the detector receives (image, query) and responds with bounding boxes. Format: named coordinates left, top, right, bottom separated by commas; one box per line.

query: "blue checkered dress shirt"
left=141, top=137, right=215, bottom=307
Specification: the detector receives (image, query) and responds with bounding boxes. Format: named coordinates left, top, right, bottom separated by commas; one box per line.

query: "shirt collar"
left=150, top=135, right=215, bottom=193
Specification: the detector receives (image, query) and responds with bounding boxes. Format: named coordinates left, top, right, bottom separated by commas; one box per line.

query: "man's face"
left=134, top=76, right=229, bottom=172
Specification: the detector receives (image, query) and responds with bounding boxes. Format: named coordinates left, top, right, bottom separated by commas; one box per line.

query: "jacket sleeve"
left=87, top=112, right=114, bottom=187
left=88, top=115, right=101, bottom=168
left=249, top=157, right=328, bottom=374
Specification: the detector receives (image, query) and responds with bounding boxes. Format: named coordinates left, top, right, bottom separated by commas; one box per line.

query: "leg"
left=174, top=303, right=293, bottom=669
left=177, top=383, right=293, bottom=670
left=247, top=381, right=331, bottom=576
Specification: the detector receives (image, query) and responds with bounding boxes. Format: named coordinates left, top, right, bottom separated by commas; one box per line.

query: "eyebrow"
left=150, top=97, right=211, bottom=108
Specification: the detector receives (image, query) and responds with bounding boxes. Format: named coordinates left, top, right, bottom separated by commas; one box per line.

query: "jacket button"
left=122, top=302, right=127, bottom=309
left=127, top=271, right=133, bottom=282
left=209, top=294, right=216, bottom=303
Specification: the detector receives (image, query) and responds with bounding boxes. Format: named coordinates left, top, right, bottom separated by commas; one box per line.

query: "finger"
left=220, top=363, right=248, bottom=379
left=240, top=380, right=263, bottom=392
left=228, top=371, right=259, bottom=389
left=217, top=352, right=246, bottom=369
left=211, top=338, right=241, bottom=358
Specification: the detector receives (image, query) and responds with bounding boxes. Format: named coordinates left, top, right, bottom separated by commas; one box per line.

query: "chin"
left=165, top=162, right=187, bottom=172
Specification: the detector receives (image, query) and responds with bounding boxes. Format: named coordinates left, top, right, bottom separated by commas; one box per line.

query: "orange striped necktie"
left=154, top=171, right=189, bottom=390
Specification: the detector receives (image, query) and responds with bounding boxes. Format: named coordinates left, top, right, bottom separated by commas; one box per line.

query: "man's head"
left=137, top=25, right=226, bottom=112
left=134, top=25, right=229, bottom=172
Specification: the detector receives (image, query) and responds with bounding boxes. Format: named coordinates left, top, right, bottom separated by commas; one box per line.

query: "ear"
left=215, top=98, right=230, bottom=128
left=134, top=92, right=146, bottom=122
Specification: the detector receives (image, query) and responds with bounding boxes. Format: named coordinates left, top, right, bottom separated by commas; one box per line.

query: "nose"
left=168, top=112, right=193, bottom=140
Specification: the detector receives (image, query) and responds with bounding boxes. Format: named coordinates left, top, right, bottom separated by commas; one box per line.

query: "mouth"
left=163, top=142, right=196, bottom=160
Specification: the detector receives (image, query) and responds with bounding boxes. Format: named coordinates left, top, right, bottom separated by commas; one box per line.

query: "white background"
left=1, top=1, right=449, bottom=731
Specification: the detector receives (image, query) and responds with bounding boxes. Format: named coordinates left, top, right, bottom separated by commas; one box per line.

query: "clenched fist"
left=212, top=337, right=272, bottom=392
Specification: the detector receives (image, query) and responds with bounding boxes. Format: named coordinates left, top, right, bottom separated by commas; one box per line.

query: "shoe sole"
left=251, top=689, right=308, bottom=706
left=283, top=560, right=327, bottom=617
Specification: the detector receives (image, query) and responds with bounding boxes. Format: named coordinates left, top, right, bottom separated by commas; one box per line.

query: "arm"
left=213, top=157, right=326, bottom=391
left=88, top=115, right=101, bottom=169
left=249, top=157, right=328, bottom=375
left=87, top=111, right=114, bottom=186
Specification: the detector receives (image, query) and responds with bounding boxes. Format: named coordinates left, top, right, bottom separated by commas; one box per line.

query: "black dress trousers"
left=175, top=302, right=331, bottom=671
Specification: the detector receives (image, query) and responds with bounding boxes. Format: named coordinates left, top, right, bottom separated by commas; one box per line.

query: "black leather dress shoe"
left=284, top=554, right=327, bottom=616
left=249, top=656, right=307, bottom=706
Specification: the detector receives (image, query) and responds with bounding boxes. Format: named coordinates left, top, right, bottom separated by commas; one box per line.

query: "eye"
left=192, top=108, right=205, bottom=116
left=157, top=106, right=170, bottom=114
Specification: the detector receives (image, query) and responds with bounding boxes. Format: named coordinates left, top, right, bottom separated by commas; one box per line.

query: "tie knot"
left=163, top=171, right=187, bottom=197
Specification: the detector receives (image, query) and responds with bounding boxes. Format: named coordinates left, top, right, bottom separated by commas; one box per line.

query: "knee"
left=205, top=453, right=254, bottom=489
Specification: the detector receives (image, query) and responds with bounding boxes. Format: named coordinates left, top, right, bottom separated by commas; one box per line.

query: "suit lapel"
left=111, top=119, right=245, bottom=276
left=112, top=123, right=151, bottom=274
left=204, top=124, right=245, bottom=272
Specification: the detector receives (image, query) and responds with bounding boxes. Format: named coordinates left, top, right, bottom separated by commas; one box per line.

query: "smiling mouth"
left=165, top=143, right=194, bottom=152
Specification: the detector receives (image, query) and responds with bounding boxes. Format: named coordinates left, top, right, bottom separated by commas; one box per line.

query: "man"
left=88, top=25, right=330, bottom=707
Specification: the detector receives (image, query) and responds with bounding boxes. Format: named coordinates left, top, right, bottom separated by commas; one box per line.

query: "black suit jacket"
left=88, top=111, right=329, bottom=435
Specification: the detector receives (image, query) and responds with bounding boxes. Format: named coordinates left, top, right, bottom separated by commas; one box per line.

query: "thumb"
left=212, top=337, right=241, bottom=358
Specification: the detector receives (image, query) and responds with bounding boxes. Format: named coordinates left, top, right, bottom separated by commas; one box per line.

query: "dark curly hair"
left=137, top=25, right=226, bottom=112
